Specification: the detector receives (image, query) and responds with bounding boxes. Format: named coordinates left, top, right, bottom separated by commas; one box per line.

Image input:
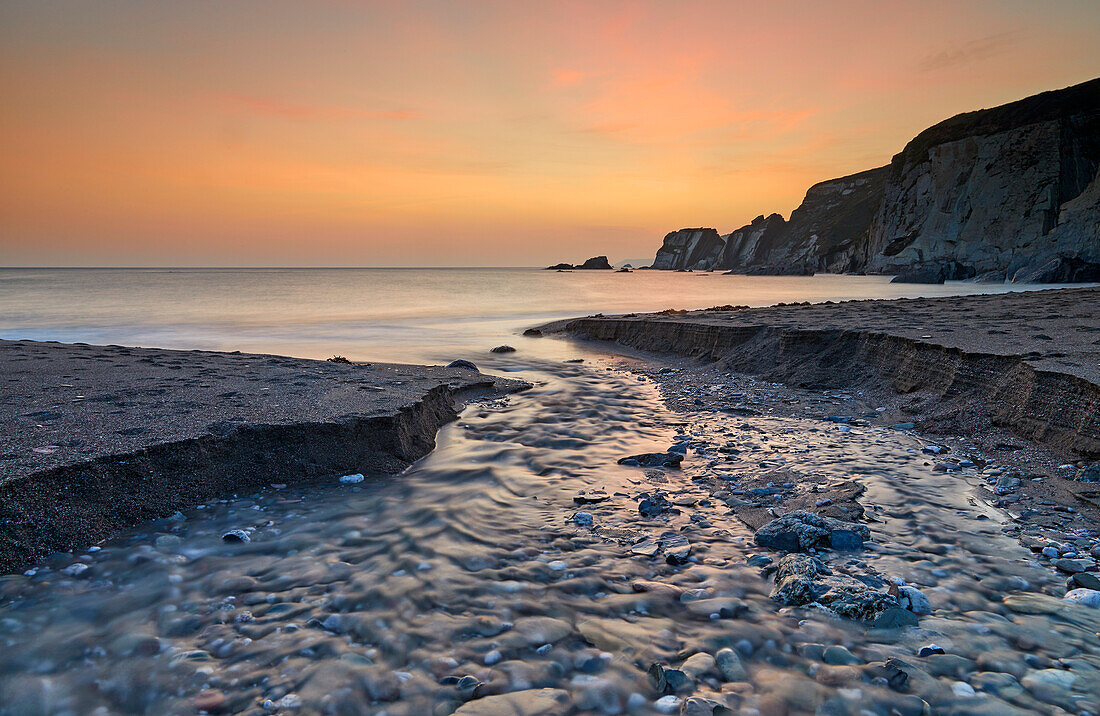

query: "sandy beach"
left=0, top=340, right=526, bottom=572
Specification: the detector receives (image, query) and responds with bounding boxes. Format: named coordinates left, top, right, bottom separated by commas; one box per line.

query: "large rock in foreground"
left=754, top=510, right=870, bottom=552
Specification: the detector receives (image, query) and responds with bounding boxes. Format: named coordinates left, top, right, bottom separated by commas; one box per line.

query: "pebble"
left=221, top=529, right=250, bottom=543
left=654, top=695, right=682, bottom=713
left=1063, top=588, right=1100, bottom=608
left=571, top=512, right=594, bottom=527
left=918, top=644, right=946, bottom=657
left=60, top=563, right=89, bottom=577
left=339, top=473, right=365, bottom=484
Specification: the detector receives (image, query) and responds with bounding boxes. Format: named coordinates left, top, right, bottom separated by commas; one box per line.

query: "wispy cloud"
left=214, top=93, right=419, bottom=120
left=918, top=30, right=1022, bottom=72
left=550, top=68, right=586, bottom=88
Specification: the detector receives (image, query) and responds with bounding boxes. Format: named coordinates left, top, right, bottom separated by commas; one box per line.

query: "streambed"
left=1, top=357, right=1098, bottom=715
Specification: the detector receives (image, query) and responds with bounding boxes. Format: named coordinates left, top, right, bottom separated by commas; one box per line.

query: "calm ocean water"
left=0, top=268, right=1076, bottom=364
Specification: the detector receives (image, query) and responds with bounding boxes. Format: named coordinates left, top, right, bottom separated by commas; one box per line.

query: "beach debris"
left=221, top=529, right=251, bottom=543
left=489, top=345, right=516, bottom=353
left=754, top=510, right=869, bottom=552
left=618, top=452, right=683, bottom=469
left=327, top=355, right=353, bottom=364
left=339, top=473, right=365, bottom=484
left=446, top=359, right=478, bottom=370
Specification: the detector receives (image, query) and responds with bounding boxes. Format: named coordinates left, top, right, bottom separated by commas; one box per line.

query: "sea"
left=0, top=267, right=1072, bottom=363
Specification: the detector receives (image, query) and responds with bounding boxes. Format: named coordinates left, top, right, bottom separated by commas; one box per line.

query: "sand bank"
left=539, top=287, right=1100, bottom=531
left=0, top=340, right=526, bottom=572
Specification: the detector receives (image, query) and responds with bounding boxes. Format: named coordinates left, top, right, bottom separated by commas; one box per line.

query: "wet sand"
left=0, top=340, right=526, bottom=572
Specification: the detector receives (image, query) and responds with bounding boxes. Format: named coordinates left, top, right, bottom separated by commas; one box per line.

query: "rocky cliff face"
left=649, top=78, right=1100, bottom=282
left=866, top=79, right=1100, bottom=282
left=652, top=228, right=726, bottom=270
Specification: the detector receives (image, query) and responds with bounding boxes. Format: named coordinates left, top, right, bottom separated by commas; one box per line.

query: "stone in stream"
left=637, top=491, right=675, bottom=517
left=1053, top=557, right=1092, bottom=573
left=1071, top=571, right=1100, bottom=590
left=754, top=510, right=869, bottom=552
left=489, top=345, right=516, bottom=353
left=822, top=645, right=862, bottom=665
left=897, top=586, right=933, bottom=615
left=715, top=648, right=748, bottom=681
left=679, top=652, right=718, bottom=679
left=631, top=580, right=686, bottom=599
left=220, top=529, right=250, bottom=543
left=571, top=511, right=594, bottom=528
left=618, top=452, right=683, bottom=469
left=648, top=662, right=694, bottom=694
left=658, top=531, right=692, bottom=564
left=453, top=688, right=570, bottom=715
left=1063, top=588, right=1100, bottom=608
left=573, top=492, right=609, bottom=505
left=769, top=553, right=898, bottom=621
left=504, top=617, right=572, bottom=647
left=871, top=607, right=919, bottom=629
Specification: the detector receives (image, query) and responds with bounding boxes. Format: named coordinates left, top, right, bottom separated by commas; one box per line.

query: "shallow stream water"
left=2, top=355, right=1099, bottom=715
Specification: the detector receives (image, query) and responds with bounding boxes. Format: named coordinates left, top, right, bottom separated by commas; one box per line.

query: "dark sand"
left=0, top=340, right=526, bottom=571
left=550, top=286, right=1100, bottom=384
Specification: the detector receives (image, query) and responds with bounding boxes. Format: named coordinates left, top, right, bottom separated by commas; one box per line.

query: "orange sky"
left=2, top=0, right=1098, bottom=266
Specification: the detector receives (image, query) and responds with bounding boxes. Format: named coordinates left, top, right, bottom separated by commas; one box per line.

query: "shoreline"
left=0, top=340, right=527, bottom=573
left=537, top=287, right=1100, bottom=537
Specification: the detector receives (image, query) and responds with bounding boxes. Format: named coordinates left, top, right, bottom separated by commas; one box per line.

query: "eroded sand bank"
left=0, top=340, right=526, bottom=572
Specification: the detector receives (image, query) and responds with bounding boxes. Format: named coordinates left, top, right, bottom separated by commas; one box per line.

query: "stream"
left=1, top=355, right=1098, bottom=715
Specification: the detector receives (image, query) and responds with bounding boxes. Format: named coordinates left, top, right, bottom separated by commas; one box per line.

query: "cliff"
left=649, top=78, right=1100, bottom=282
left=652, top=228, right=726, bottom=270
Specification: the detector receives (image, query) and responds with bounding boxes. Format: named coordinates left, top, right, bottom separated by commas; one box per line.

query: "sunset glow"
left=2, top=0, right=1099, bottom=266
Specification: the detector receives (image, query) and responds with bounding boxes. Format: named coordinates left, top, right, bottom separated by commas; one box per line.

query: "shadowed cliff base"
left=0, top=340, right=527, bottom=573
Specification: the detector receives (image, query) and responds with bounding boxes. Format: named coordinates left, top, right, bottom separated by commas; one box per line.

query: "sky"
left=1, top=1, right=1099, bottom=267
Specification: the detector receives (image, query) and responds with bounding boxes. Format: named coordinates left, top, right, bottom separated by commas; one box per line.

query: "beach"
left=541, top=287, right=1100, bottom=536
left=2, top=286, right=1100, bottom=714
left=0, top=339, right=526, bottom=572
